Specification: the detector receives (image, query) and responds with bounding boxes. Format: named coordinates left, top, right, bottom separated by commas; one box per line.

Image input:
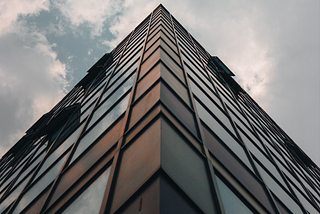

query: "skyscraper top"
left=0, top=4, right=319, bottom=214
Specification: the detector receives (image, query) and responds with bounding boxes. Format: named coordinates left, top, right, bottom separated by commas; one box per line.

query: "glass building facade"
left=0, top=4, right=319, bottom=214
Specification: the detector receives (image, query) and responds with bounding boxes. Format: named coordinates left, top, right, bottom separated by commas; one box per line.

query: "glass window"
left=13, top=154, right=67, bottom=214
left=179, top=41, right=203, bottom=70
left=149, top=21, right=174, bottom=40
left=89, top=74, right=135, bottom=128
left=0, top=177, right=29, bottom=213
left=11, top=151, right=45, bottom=191
left=70, top=92, right=130, bottom=164
left=161, top=119, right=217, bottom=214
left=185, top=64, right=214, bottom=95
left=33, top=122, right=85, bottom=182
left=147, top=29, right=177, bottom=54
left=255, top=161, right=303, bottom=214
left=195, top=99, right=239, bottom=144
left=216, top=176, right=253, bottom=213
left=191, top=84, right=235, bottom=136
left=101, top=60, right=138, bottom=102
left=181, top=52, right=207, bottom=80
left=161, top=83, right=198, bottom=138
left=0, top=164, right=24, bottom=194
left=202, top=121, right=253, bottom=173
left=112, top=54, right=140, bottom=84
left=188, top=77, right=220, bottom=108
left=61, top=167, right=111, bottom=214
left=160, top=175, right=203, bottom=214
left=290, top=181, right=320, bottom=214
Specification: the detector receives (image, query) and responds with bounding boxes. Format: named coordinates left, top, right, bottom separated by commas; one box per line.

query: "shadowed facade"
left=0, top=4, right=319, bottom=214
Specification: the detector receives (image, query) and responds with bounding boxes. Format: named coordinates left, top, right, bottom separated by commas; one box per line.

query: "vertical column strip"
left=99, top=11, right=154, bottom=214
left=170, top=14, right=226, bottom=214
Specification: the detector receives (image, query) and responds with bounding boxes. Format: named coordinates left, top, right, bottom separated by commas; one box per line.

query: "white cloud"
left=103, top=0, right=319, bottom=165
left=54, top=0, right=123, bottom=37
left=103, top=0, right=156, bottom=47
left=0, top=22, right=68, bottom=156
left=0, top=0, right=50, bottom=34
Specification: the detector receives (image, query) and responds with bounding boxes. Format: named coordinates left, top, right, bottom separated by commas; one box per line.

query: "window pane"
left=71, top=92, right=130, bottom=163
left=89, top=73, right=135, bottom=128
left=255, top=161, right=303, bottom=214
left=13, top=154, right=67, bottom=214
left=0, top=177, right=29, bottom=213
left=61, top=166, right=111, bottom=214
left=33, top=122, right=85, bottom=181
left=216, top=176, right=253, bottom=214
left=12, top=148, right=46, bottom=190
left=195, top=100, right=253, bottom=170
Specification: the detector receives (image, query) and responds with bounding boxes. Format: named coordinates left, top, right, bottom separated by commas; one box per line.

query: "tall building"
left=0, top=4, right=319, bottom=214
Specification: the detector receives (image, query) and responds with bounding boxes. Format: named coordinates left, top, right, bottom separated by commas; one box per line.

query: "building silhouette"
left=0, top=4, right=319, bottom=214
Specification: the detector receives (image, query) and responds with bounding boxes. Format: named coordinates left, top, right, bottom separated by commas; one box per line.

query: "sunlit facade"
left=0, top=4, right=319, bottom=214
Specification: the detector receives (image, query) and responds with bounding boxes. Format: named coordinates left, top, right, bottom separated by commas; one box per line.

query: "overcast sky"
left=0, top=0, right=319, bottom=166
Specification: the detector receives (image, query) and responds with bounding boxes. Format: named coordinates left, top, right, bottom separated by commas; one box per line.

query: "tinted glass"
left=216, top=176, right=253, bottom=214
left=61, top=167, right=111, bottom=214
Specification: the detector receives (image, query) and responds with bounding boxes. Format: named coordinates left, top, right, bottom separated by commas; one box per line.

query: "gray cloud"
left=106, top=0, right=319, bottom=165
left=0, top=22, right=68, bottom=155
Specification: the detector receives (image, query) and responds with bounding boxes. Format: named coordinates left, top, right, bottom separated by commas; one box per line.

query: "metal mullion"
left=37, top=31, right=135, bottom=213
left=124, top=32, right=146, bottom=56
left=288, top=176, right=320, bottom=211
left=0, top=147, right=30, bottom=186
left=4, top=138, right=47, bottom=213
left=123, top=29, right=147, bottom=54
left=184, top=20, right=278, bottom=213
left=98, top=68, right=137, bottom=109
left=289, top=158, right=320, bottom=194
left=128, top=21, right=149, bottom=43
left=169, top=13, right=226, bottom=214
left=98, top=11, right=153, bottom=214
left=69, top=29, right=134, bottom=165
left=253, top=155, right=308, bottom=214
left=7, top=76, right=97, bottom=208
left=240, top=95, right=309, bottom=213
left=155, top=27, right=177, bottom=48
left=146, top=34, right=179, bottom=61
left=179, top=40, right=205, bottom=70
left=14, top=147, right=70, bottom=214
left=0, top=147, right=34, bottom=199
left=50, top=87, right=78, bottom=113
left=116, top=46, right=143, bottom=73
left=81, top=89, right=132, bottom=140
left=54, top=86, right=83, bottom=116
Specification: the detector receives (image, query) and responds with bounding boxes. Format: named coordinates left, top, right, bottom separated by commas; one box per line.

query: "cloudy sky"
left=0, top=0, right=319, bottom=165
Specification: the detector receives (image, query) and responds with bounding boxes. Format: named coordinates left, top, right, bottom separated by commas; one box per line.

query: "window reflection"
left=61, top=166, right=111, bottom=214
left=13, top=154, right=67, bottom=213
left=216, top=176, right=253, bottom=213
left=70, top=92, right=130, bottom=164
left=0, top=177, right=29, bottom=213
left=255, top=161, right=303, bottom=214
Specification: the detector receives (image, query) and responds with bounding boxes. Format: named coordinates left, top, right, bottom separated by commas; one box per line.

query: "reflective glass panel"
left=0, top=177, right=29, bottom=213
left=12, top=148, right=46, bottom=190
left=255, top=161, right=303, bottom=214
left=216, top=176, right=253, bottom=213
left=71, top=92, right=130, bottom=163
left=89, top=74, right=135, bottom=128
left=33, top=122, right=85, bottom=181
left=291, top=181, right=320, bottom=214
left=13, top=154, right=67, bottom=214
left=195, top=100, right=253, bottom=170
left=61, top=167, right=111, bottom=214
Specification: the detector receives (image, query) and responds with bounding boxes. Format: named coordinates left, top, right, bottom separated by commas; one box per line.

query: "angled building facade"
left=0, top=4, right=319, bottom=214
